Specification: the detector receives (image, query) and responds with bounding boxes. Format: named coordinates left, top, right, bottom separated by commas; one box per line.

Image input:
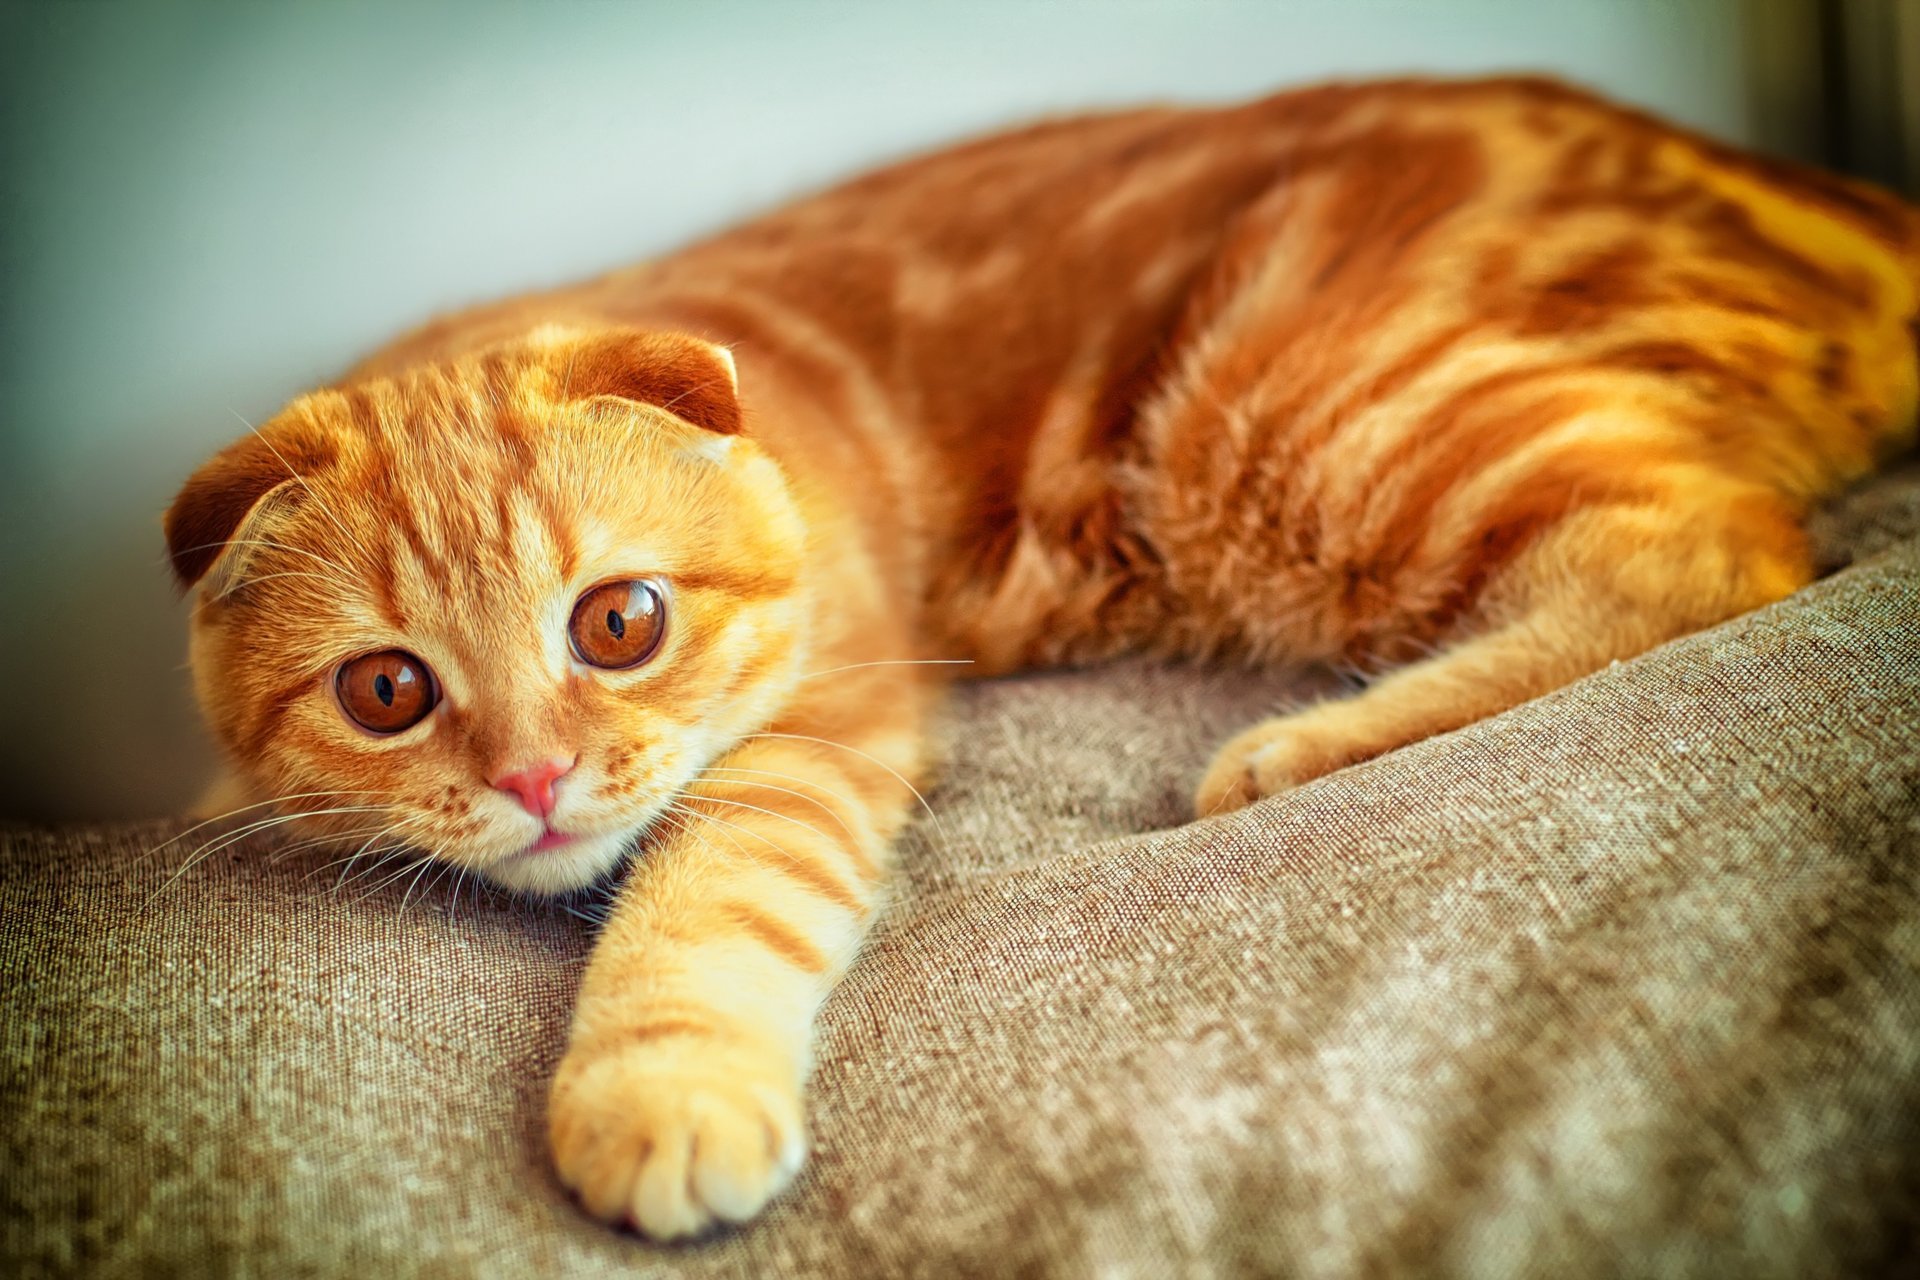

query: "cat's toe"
left=549, top=1044, right=806, bottom=1239
left=1194, top=747, right=1266, bottom=817
left=1194, top=723, right=1325, bottom=818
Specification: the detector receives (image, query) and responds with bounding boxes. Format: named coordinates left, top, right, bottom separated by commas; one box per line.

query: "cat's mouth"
left=478, top=796, right=680, bottom=893
left=485, top=823, right=638, bottom=894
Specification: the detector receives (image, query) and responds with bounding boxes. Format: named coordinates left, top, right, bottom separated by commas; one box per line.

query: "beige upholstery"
left=5, top=467, right=1918, bottom=1277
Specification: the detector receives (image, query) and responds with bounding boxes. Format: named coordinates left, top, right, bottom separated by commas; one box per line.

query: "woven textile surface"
left=5, top=468, right=1918, bottom=1278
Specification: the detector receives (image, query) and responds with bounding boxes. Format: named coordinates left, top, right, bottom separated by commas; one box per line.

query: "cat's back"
left=612, top=74, right=1915, bottom=466
left=639, top=73, right=1916, bottom=330
left=368, top=75, right=1917, bottom=442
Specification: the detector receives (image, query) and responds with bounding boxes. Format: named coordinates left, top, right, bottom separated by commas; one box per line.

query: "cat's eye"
left=335, top=650, right=438, bottom=734
left=569, top=578, right=667, bottom=669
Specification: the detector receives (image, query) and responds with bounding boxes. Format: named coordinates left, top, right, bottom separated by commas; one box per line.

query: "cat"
left=164, top=76, right=1919, bottom=1238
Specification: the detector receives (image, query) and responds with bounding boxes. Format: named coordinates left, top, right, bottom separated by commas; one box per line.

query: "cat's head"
left=166, top=327, right=808, bottom=895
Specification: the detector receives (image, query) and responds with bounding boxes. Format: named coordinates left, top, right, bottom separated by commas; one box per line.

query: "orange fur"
left=166, top=77, right=1920, bottom=1237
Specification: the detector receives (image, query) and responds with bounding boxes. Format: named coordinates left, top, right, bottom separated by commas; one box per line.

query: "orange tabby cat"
left=166, top=77, right=1918, bottom=1237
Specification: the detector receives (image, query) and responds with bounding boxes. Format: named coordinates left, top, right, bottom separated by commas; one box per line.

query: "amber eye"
left=335, top=650, right=437, bottom=734
left=569, top=578, right=667, bottom=669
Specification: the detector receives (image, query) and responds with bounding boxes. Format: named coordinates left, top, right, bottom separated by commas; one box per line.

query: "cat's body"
left=167, top=78, right=1919, bottom=1237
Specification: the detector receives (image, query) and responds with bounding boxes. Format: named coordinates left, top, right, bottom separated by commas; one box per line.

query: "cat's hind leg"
left=1194, top=491, right=1813, bottom=817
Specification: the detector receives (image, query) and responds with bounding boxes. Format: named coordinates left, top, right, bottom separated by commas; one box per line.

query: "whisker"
left=664, top=803, right=743, bottom=866
left=681, top=791, right=842, bottom=849
left=187, top=804, right=392, bottom=858
left=170, top=803, right=392, bottom=869
left=146, top=804, right=394, bottom=904
left=664, top=799, right=741, bottom=853
left=333, top=851, right=414, bottom=903
left=303, top=825, right=424, bottom=875
left=397, top=856, right=447, bottom=915
left=298, top=841, right=393, bottom=879
left=645, top=804, right=704, bottom=862
left=668, top=800, right=806, bottom=871
left=446, top=864, right=476, bottom=923
left=307, top=815, right=431, bottom=891
left=694, top=766, right=865, bottom=842
left=170, top=814, right=382, bottom=886
left=330, top=816, right=433, bottom=893
left=265, top=823, right=393, bottom=864
left=141, top=789, right=389, bottom=862
left=744, top=732, right=935, bottom=819
left=349, top=846, right=432, bottom=902
left=556, top=899, right=609, bottom=927
left=403, top=847, right=480, bottom=917
left=303, top=844, right=396, bottom=884
left=314, top=844, right=407, bottom=893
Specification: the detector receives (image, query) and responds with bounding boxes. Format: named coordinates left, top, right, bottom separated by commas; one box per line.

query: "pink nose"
left=490, top=757, right=575, bottom=818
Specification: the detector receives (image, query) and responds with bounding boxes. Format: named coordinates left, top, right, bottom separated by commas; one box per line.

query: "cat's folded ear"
left=530, top=327, right=742, bottom=435
left=164, top=420, right=338, bottom=593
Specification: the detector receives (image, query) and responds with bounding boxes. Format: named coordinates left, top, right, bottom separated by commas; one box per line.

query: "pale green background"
left=0, top=0, right=1777, bottom=819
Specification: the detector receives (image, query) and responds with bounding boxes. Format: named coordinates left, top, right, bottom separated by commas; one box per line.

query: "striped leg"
left=1194, top=490, right=1813, bottom=816
left=547, top=708, right=923, bottom=1238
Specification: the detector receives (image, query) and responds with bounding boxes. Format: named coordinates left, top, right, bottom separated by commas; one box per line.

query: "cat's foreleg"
left=1195, top=494, right=1812, bottom=816
left=546, top=699, right=924, bottom=1238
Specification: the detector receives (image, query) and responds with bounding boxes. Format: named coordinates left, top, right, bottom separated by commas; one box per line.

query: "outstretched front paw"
left=549, top=1039, right=807, bottom=1239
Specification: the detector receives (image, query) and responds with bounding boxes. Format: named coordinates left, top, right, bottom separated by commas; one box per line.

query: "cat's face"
left=167, top=329, right=808, bottom=895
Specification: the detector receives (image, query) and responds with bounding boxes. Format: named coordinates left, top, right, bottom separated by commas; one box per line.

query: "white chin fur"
left=480, top=829, right=635, bottom=895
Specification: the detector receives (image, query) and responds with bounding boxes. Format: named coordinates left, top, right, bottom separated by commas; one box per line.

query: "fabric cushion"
left=5, top=467, right=1918, bottom=1278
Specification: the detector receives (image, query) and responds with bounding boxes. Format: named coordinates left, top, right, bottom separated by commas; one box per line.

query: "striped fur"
left=165, top=77, right=1920, bottom=1237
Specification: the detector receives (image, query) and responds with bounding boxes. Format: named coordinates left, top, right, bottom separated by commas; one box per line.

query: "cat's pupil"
left=607, top=610, right=625, bottom=639
left=374, top=673, right=395, bottom=706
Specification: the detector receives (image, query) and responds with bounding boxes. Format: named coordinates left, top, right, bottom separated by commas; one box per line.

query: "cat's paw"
left=1195, top=719, right=1351, bottom=818
left=548, top=1040, right=807, bottom=1239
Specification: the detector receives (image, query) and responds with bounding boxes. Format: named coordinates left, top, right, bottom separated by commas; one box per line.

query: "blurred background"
left=1, top=0, right=1914, bottom=821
